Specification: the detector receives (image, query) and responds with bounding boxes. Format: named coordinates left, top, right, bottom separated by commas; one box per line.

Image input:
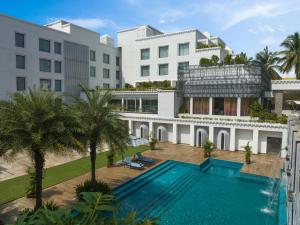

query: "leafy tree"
left=234, top=52, right=251, bottom=64
left=203, top=139, right=215, bottom=158
left=255, top=46, right=281, bottom=80
left=211, top=55, right=220, bottom=66
left=74, top=86, right=129, bottom=184
left=224, top=54, right=233, bottom=65
left=0, top=89, right=83, bottom=209
left=278, top=32, right=300, bottom=79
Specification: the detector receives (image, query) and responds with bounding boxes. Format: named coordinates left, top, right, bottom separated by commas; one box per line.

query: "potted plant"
left=244, top=142, right=252, bottom=164
left=149, top=132, right=158, bottom=150
left=203, top=139, right=215, bottom=158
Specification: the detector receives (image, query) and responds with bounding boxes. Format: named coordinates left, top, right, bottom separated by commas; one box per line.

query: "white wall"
left=258, top=131, right=282, bottom=154
left=178, top=124, right=190, bottom=144
left=235, top=129, right=253, bottom=150
left=158, top=91, right=176, bottom=117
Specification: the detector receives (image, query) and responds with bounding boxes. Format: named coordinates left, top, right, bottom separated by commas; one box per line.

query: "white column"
left=190, top=124, right=195, bottom=146
left=149, top=121, right=153, bottom=140
left=209, top=126, right=214, bottom=143
left=189, top=97, right=193, bottom=115
left=139, top=97, right=142, bottom=112
left=281, top=129, right=288, bottom=158
left=121, top=98, right=124, bottom=111
left=229, top=127, right=236, bottom=151
left=128, top=120, right=133, bottom=134
left=252, top=129, right=259, bottom=154
left=173, top=123, right=178, bottom=144
left=237, top=97, right=241, bottom=117
left=209, top=97, right=213, bottom=115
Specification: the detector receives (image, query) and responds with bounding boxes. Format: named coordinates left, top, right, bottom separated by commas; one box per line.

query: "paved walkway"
left=0, top=142, right=283, bottom=223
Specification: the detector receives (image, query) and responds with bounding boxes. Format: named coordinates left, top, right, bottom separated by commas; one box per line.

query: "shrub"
left=224, top=54, right=233, bottom=65
left=75, top=180, right=112, bottom=200
left=211, top=55, right=220, bottom=66
left=244, top=142, right=252, bottom=164
left=125, top=83, right=134, bottom=88
left=203, top=139, right=215, bottom=158
left=149, top=137, right=158, bottom=150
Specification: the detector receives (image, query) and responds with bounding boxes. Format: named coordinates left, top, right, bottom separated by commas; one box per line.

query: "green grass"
left=0, top=145, right=149, bottom=205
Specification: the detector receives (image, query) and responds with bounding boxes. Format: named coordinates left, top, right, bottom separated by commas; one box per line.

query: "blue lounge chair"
left=135, top=152, right=155, bottom=164
left=123, top=157, right=144, bottom=169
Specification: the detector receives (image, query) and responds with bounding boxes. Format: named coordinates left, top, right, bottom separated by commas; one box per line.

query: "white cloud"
left=159, top=19, right=166, bottom=24
left=259, top=37, right=280, bottom=45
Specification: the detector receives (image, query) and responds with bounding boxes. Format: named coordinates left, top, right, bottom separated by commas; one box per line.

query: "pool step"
left=140, top=167, right=201, bottom=218
left=115, top=161, right=176, bottom=200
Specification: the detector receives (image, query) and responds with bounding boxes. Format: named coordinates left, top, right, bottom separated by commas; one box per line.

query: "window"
left=159, top=46, right=168, bottom=58
left=90, top=66, right=96, bottom=77
left=178, top=62, right=189, bottom=74
left=103, top=83, right=110, bottom=89
left=16, top=77, right=26, bottom=91
left=116, top=56, right=120, bottom=66
left=39, top=38, right=51, bottom=53
left=16, top=55, right=25, bottom=69
left=54, top=42, right=62, bottom=54
left=159, top=64, right=168, bottom=75
left=55, top=80, right=62, bottom=92
left=178, top=43, right=189, bottom=56
left=54, top=61, right=62, bottom=73
left=90, top=50, right=96, bottom=61
left=116, top=84, right=120, bottom=89
left=40, top=59, right=51, bottom=72
left=103, top=68, right=110, bottom=78
left=116, top=71, right=120, bottom=80
left=141, top=48, right=150, bottom=60
left=141, top=65, right=150, bottom=77
left=103, top=53, right=110, bottom=64
left=40, top=79, right=51, bottom=91
left=15, top=33, right=25, bottom=48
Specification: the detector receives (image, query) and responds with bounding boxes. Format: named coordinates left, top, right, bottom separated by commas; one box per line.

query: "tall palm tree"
left=255, top=46, right=281, bottom=80
left=278, top=32, right=300, bottom=79
left=74, top=86, right=129, bottom=184
left=0, top=89, right=83, bottom=209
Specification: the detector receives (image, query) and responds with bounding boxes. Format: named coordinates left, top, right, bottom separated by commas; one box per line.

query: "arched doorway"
left=217, top=129, right=230, bottom=150
left=139, top=124, right=149, bottom=139
left=196, top=128, right=208, bottom=147
left=157, top=126, right=168, bottom=142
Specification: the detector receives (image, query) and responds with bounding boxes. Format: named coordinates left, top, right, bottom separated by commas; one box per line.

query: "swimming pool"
left=114, top=159, right=285, bottom=225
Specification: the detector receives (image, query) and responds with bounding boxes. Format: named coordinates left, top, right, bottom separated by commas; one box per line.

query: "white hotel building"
left=1, top=14, right=300, bottom=156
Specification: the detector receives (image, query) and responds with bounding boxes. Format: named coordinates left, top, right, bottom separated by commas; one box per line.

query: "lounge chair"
left=135, top=152, right=155, bottom=164
left=123, top=157, right=144, bottom=169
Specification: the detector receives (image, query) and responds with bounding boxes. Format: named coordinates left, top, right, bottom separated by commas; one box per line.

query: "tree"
left=234, top=52, right=251, bottom=64
left=255, top=46, right=281, bottom=80
left=224, top=54, right=233, bottom=65
left=203, top=139, right=215, bottom=158
left=74, top=86, right=129, bottom=184
left=278, top=32, right=300, bottom=79
left=211, top=55, right=220, bottom=66
left=0, top=89, right=83, bottom=209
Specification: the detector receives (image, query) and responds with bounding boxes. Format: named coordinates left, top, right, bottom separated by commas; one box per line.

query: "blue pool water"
left=114, top=159, right=283, bottom=225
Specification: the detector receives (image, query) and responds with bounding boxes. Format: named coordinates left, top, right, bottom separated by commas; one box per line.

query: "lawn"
left=0, top=145, right=149, bottom=205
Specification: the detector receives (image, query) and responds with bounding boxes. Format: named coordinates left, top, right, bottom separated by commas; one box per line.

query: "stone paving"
left=0, top=142, right=283, bottom=223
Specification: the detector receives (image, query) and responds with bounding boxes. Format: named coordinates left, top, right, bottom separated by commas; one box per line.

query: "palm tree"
left=255, top=46, right=281, bottom=80
left=0, top=89, right=83, bottom=209
left=74, top=86, right=129, bottom=184
left=278, top=32, right=300, bottom=79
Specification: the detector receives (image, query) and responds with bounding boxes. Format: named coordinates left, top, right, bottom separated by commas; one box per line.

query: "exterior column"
left=275, top=92, right=283, bottom=115
left=149, top=121, right=153, bottom=140
left=209, top=126, right=214, bottom=143
left=190, top=97, right=193, bottom=115
left=237, top=97, right=241, bottom=117
left=121, top=98, right=124, bottom=111
left=209, top=97, right=213, bottom=115
left=252, top=129, right=259, bottom=154
left=173, top=123, right=178, bottom=144
left=128, top=120, right=133, bottom=134
left=190, top=124, right=195, bottom=146
left=139, top=97, right=142, bottom=112
left=281, top=129, right=288, bottom=158
left=229, top=127, right=236, bottom=151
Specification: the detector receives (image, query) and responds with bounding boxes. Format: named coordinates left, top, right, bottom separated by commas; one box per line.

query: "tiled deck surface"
left=0, top=142, right=283, bottom=223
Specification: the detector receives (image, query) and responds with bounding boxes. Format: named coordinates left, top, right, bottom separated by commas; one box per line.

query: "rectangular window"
left=16, top=77, right=26, bottom=91
left=178, top=62, right=189, bottom=74
left=16, top=55, right=25, bottom=69
left=141, top=65, right=150, bottom=77
left=103, top=68, right=110, bottom=78
left=54, top=61, right=62, bottom=73
left=159, top=64, right=168, bottom=75
left=39, top=38, right=51, bottom=53
left=103, top=83, right=110, bottom=89
left=103, top=53, right=110, bottom=64
left=15, top=33, right=25, bottom=48
left=116, top=56, right=120, bottom=66
left=159, top=46, right=168, bottom=58
left=90, top=50, right=96, bottom=61
left=40, top=59, right=51, bottom=72
left=54, top=42, right=62, bottom=54
left=116, top=71, right=120, bottom=80
left=141, top=48, right=150, bottom=60
left=55, top=80, right=62, bottom=92
left=90, top=66, right=96, bottom=77
left=178, top=43, right=189, bottom=56
left=40, top=79, right=51, bottom=91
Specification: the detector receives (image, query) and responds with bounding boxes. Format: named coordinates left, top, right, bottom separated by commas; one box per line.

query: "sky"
left=1, top=0, right=299, bottom=76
